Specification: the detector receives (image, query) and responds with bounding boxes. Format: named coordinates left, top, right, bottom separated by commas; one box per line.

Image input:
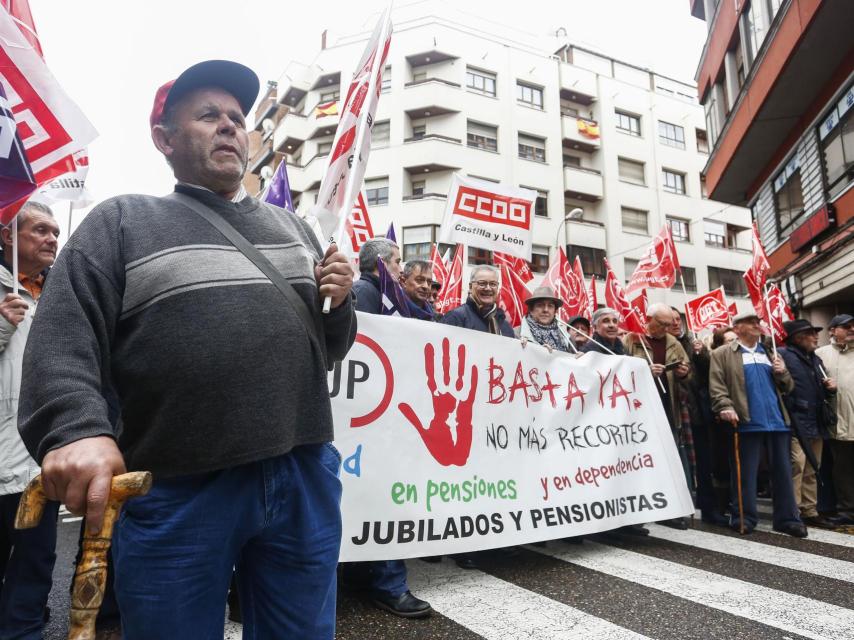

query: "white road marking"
left=531, top=540, right=854, bottom=640
left=755, top=522, right=854, bottom=549
left=646, top=524, right=854, bottom=582
left=406, top=559, right=650, bottom=640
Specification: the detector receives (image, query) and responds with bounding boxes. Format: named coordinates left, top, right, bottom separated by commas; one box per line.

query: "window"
left=517, top=82, right=544, bottom=109
left=365, top=178, right=389, bottom=206
left=402, top=225, right=437, bottom=261
left=518, top=134, right=546, bottom=162
left=319, top=88, right=340, bottom=103
left=411, top=122, right=426, bottom=140
left=381, top=65, right=391, bottom=93
left=531, top=246, right=549, bottom=274
left=740, top=0, right=764, bottom=69
left=667, top=217, right=691, bottom=242
left=621, top=207, right=648, bottom=234
left=527, top=189, right=548, bottom=217
left=618, top=158, right=646, bottom=185
left=567, top=245, right=606, bottom=279
left=411, top=180, right=425, bottom=197
left=466, top=67, right=496, bottom=97
left=773, top=156, right=804, bottom=233
left=624, top=258, right=639, bottom=283
left=561, top=104, right=579, bottom=117
left=372, top=120, right=390, bottom=147
left=701, top=175, right=708, bottom=198
left=704, top=220, right=726, bottom=247
left=468, top=247, right=493, bottom=265
left=662, top=169, right=686, bottom=195
left=563, top=154, right=581, bottom=168
left=467, top=121, right=498, bottom=151
left=709, top=266, right=748, bottom=297
left=672, top=266, right=697, bottom=292
left=316, top=141, right=333, bottom=156
left=658, top=121, right=685, bottom=148
left=818, top=84, right=854, bottom=199
left=696, top=129, right=709, bottom=154
left=412, top=71, right=427, bottom=83
left=615, top=111, right=641, bottom=136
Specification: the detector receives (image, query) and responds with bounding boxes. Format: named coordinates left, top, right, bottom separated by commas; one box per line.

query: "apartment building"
left=245, top=6, right=753, bottom=311
left=690, top=0, right=853, bottom=327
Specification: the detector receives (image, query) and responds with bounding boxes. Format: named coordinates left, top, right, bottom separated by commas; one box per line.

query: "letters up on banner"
left=438, top=174, right=535, bottom=260
left=330, top=313, right=694, bottom=561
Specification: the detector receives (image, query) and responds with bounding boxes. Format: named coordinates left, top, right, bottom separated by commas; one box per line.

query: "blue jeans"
left=113, top=444, right=342, bottom=639
left=0, top=493, right=59, bottom=640
left=730, top=431, right=801, bottom=530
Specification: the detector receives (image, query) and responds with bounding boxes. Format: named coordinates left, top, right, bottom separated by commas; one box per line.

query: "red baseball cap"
left=150, top=60, right=260, bottom=129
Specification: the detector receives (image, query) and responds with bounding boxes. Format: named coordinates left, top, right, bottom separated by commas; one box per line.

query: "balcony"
left=561, top=115, right=600, bottom=152
left=273, top=112, right=311, bottom=152
left=400, top=193, right=448, bottom=224
left=249, top=140, right=274, bottom=175
left=559, top=63, right=598, bottom=104
left=565, top=219, right=607, bottom=250
left=563, top=165, right=603, bottom=201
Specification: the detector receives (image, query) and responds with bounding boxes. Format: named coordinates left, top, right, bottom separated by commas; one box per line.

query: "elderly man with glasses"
left=441, top=265, right=514, bottom=337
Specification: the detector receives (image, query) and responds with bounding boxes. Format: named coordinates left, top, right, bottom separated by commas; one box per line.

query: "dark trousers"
left=341, top=560, right=408, bottom=598
left=729, top=431, right=801, bottom=530
left=830, top=440, right=854, bottom=517
left=0, top=492, right=59, bottom=640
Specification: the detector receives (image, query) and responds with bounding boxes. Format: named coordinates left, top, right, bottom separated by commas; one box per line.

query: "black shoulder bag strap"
left=166, top=192, right=323, bottom=355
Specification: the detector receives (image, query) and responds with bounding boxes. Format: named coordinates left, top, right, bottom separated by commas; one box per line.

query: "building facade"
left=691, top=0, right=854, bottom=329
left=246, top=7, right=753, bottom=312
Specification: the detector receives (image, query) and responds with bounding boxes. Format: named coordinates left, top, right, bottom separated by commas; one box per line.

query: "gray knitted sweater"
left=18, top=185, right=356, bottom=477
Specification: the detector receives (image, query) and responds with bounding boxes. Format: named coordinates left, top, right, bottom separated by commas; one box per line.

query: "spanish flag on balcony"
left=577, top=118, right=600, bottom=139
left=314, top=101, right=339, bottom=118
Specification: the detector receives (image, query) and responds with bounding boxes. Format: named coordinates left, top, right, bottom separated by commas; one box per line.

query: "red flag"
left=498, top=263, right=530, bottom=328
left=626, top=226, right=681, bottom=296
left=541, top=248, right=586, bottom=322
left=435, top=244, right=463, bottom=314
left=763, top=284, right=793, bottom=343
left=685, top=287, right=731, bottom=332
left=604, top=259, right=645, bottom=334
left=746, top=222, right=770, bottom=290
left=494, top=251, right=533, bottom=284
left=0, top=4, right=97, bottom=221
left=743, top=270, right=765, bottom=320
left=429, top=243, right=449, bottom=286
left=629, top=290, right=648, bottom=323
left=342, top=191, right=375, bottom=261
left=0, top=1, right=42, bottom=58
left=585, top=275, right=597, bottom=322
left=728, top=302, right=738, bottom=320
left=542, top=247, right=568, bottom=309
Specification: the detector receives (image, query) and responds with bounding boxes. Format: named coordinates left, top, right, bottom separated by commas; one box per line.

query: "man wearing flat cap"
left=709, top=311, right=804, bottom=536
left=518, top=286, right=572, bottom=353
left=778, top=319, right=838, bottom=528
left=816, top=314, right=854, bottom=525
left=17, top=60, right=356, bottom=638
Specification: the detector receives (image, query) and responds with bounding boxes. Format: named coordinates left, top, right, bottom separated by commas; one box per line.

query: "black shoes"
left=454, top=555, right=478, bottom=570
left=803, top=515, right=840, bottom=529
left=619, top=524, right=650, bottom=536
left=371, top=590, right=432, bottom=618
left=700, top=511, right=730, bottom=527
left=659, top=518, right=689, bottom=530
left=774, top=522, right=808, bottom=538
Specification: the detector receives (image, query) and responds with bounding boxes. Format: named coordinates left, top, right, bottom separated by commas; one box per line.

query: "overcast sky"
left=28, top=0, right=707, bottom=234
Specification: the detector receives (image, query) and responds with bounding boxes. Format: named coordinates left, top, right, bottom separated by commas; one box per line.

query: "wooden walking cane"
left=15, top=472, right=152, bottom=640
left=732, top=429, right=745, bottom=535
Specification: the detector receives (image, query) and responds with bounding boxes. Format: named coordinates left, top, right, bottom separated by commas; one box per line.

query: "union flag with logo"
left=497, top=263, right=531, bottom=328
left=626, top=226, right=681, bottom=296
left=434, top=244, right=464, bottom=314
left=685, top=287, right=731, bottom=333
left=604, top=259, right=645, bottom=334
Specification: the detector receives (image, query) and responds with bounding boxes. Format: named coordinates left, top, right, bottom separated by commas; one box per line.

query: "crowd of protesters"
left=0, top=58, right=852, bottom=639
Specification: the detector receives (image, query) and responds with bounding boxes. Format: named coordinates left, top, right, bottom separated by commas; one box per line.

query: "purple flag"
left=263, top=159, right=294, bottom=212
left=377, top=256, right=410, bottom=317
left=385, top=222, right=396, bottom=243
left=0, top=83, right=36, bottom=221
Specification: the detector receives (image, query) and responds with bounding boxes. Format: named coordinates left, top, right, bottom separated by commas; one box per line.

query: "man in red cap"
left=17, top=60, right=356, bottom=638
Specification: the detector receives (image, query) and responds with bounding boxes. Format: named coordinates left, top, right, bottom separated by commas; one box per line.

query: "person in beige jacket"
left=816, top=313, right=854, bottom=525
left=0, top=202, right=60, bottom=638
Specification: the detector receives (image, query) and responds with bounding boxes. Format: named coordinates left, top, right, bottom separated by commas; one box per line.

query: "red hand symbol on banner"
left=398, top=337, right=478, bottom=466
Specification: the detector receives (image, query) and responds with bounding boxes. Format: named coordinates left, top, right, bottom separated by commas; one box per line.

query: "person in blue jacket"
left=441, top=264, right=514, bottom=337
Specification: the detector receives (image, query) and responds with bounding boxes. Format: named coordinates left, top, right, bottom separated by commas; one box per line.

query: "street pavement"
left=44, top=501, right=854, bottom=639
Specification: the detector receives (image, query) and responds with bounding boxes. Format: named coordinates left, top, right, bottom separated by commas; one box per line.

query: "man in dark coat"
left=779, top=319, right=839, bottom=529
left=441, top=265, right=514, bottom=337
left=352, top=238, right=402, bottom=312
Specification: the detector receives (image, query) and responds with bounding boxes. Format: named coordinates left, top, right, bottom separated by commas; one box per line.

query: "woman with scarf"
left=518, top=286, right=574, bottom=353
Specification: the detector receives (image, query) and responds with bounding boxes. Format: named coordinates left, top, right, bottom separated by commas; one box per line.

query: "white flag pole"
left=762, top=283, right=778, bottom=355
left=677, top=268, right=696, bottom=339
left=322, top=6, right=392, bottom=314
left=11, top=215, right=19, bottom=295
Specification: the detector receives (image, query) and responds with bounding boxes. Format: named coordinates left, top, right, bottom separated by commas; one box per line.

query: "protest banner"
left=438, top=174, right=536, bottom=260
left=331, top=313, right=694, bottom=561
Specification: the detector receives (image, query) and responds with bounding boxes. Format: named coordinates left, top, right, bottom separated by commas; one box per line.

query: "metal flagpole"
left=636, top=333, right=667, bottom=393
left=67, top=200, right=73, bottom=240
left=323, top=5, right=392, bottom=314
left=677, top=268, right=696, bottom=339
left=558, top=318, right=614, bottom=355
left=11, top=216, right=19, bottom=295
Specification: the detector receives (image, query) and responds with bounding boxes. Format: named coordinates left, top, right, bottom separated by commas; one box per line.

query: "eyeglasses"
left=473, top=281, right=499, bottom=290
